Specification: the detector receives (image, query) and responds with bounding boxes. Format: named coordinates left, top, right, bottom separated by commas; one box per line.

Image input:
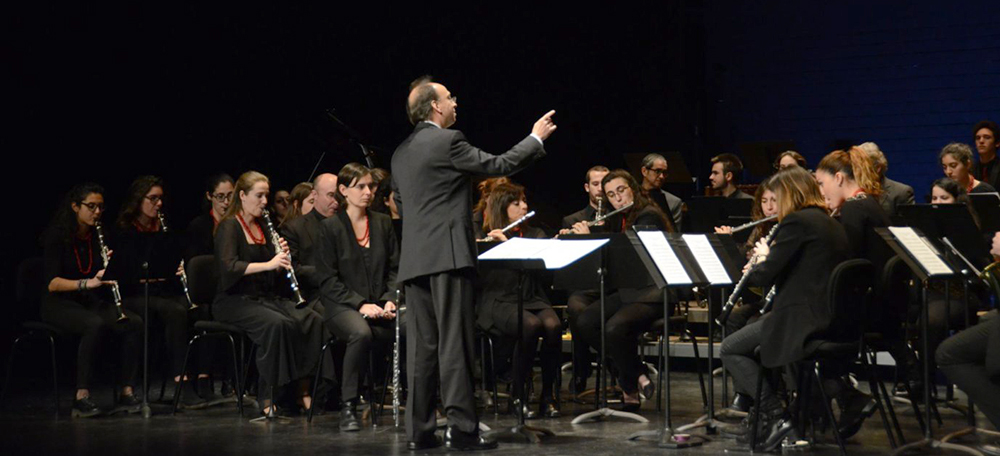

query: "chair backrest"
left=185, top=255, right=218, bottom=306
left=826, top=259, right=875, bottom=342
left=877, top=255, right=913, bottom=322
left=15, top=257, right=47, bottom=321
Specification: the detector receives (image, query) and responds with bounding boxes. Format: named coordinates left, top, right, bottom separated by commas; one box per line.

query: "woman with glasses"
left=115, top=176, right=221, bottom=408
left=40, top=183, right=144, bottom=417
left=568, top=169, right=673, bottom=411
left=314, top=163, right=401, bottom=431
left=184, top=173, right=234, bottom=262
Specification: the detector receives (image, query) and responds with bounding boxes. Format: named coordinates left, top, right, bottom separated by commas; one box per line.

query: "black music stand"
left=479, top=237, right=608, bottom=443
left=556, top=233, right=652, bottom=425
left=969, top=193, right=1000, bottom=234
left=624, top=229, right=710, bottom=448
left=103, top=230, right=183, bottom=419
left=877, top=227, right=984, bottom=456
left=686, top=197, right=753, bottom=234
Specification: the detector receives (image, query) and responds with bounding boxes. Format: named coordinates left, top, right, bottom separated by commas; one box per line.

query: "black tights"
left=575, top=293, right=663, bottom=395
left=491, top=307, right=563, bottom=400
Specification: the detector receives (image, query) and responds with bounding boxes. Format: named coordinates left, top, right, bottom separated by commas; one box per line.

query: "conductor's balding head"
left=407, top=76, right=457, bottom=128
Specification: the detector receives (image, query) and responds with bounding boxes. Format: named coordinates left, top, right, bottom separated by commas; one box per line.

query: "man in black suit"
left=858, top=142, right=914, bottom=218
left=279, top=173, right=338, bottom=301
left=392, top=76, right=556, bottom=451
left=561, top=165, right=609, bottom=230
left=639, top=153, right=683, bottom=228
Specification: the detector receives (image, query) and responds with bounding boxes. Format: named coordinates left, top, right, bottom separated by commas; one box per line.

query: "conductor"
left=392, top=76, right=556, bottom=451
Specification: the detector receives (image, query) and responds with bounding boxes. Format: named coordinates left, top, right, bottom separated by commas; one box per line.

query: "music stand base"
left=628, top=428, right=706, bottom=448
left=571, top=407, right=649, bottom=424
left=141, top=405, right=152, bottom=419
left=890, top=438, right=986, bottom=456
left=483, top=423, right=554, bottom=444
left=675, top=413, right=722, bottom=434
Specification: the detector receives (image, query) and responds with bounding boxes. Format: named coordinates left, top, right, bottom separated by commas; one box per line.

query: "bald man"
left=279, top=172, right=338, bottom=302
left=392, top=76, right=555, bottom=451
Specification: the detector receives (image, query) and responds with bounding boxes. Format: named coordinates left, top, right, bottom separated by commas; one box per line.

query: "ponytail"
left=817, top=147, right=883, bottom=197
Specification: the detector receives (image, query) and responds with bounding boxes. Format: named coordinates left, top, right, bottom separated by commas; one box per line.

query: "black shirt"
left=974, top=158, right=1000, bottom=191
left=214, top=218, right=282, bottom=300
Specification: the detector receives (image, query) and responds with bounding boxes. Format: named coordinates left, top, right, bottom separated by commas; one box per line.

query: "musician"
left=941, top=142, right=998, bottom=194
left=815, top=147, right=892, bottom=437
left=774, top=150, right=807, bottom=170
left=709, top=153, right=753, bottom=199
left=272, top=188, right=291, bottom=220
left=476, top=183, right=563, bottom=419
left=281, top=182, right=315, bottom=225
left=115, top=176, right=218, bottom=408
left=473, top=177, right=511, bottom=233
left=719, top=167, right=849, bottom=450
left=40, top=183, right=143, bottom=418
left=391, top=76, right=553, bottom=451
left=858, top=142, right=915, bottom=218
left=315, top=163, right=401, bottom=432
left=571, top=170, right=672, bottom=411
left=184, top=173, right=234, bottom=262
left=279, top=173, right=337, bottom=302
left=972, top=120, right=1000, bottom=190
left=212, top=171, right=331, bottom=415
left=369, top=168, right=391, bottom=215
left=639, top=154, right=683, bottom=228
left=561, top=165, right=609, bottom=230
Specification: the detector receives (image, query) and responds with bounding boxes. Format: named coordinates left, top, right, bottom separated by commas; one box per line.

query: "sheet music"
left=888, top=226, right=953, bottom=276
left=635, top=231, right=692, bottom=285
left=682, top=234, right=733, bottom=285
left=477, top=237, right=609, bottom=270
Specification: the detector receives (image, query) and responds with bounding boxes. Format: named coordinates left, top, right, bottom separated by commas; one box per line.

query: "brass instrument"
left=157, top=212, right=196, bottom=310
left=261, top=209, right=307, bottom=309
left=95, top=221, right=128, bottom=322
left=729, top=214, right=778, bottom=234
left=716, top=222, right=780, bottom=326
left=586, top=202, right=634, bottom=227
left=479, top=210, right=536, bottom=241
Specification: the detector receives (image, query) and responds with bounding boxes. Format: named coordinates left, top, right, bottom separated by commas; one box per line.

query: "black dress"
left=39, top=229, right=143, bottom=389
left=212, top=218, right=331, bottom=392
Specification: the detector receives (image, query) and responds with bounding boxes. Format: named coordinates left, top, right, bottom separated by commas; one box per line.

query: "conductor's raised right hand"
left=532, top=110, right=557, bottom=141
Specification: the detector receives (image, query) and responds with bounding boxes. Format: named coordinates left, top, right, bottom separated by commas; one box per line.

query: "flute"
left=157, top=212, right=195, bottom=310
left=729, top=214, right=777, bottom=234
left=392, top=289, right=401, bottom=427
left=479, top=210, right=536, bottom=241
left=586, top=202, right=633, bottom=227
left=260, top=209, right=308, bottom=309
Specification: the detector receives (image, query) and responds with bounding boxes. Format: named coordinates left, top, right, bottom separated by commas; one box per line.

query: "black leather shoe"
left=444, top=426, right=498, bottom=451
left=71, top=396, right=102, bottom=418
left=730, top=392, right=753, bottom=413
left=407, top=434, right=443, bottom=451
left=114, top=393, right=143, bottom=414
left=760, top=416, right=796, bottom=452
left=837, top=391, right=876, bottom=440
left=639, top=379, right=655, bottom=400
left=539, top=398, right=560, bottom=419
left=196, top=377, right=231, bottom=407
left=340, top=401, right=361, bottom=432
left=509, top=398, right=537, bottom=420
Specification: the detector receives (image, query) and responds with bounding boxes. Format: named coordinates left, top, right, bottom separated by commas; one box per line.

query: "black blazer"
left=279, top=208, right=326, bottom=298
left=747, top=206, right=850, bottom=368
left=315, top=210, right=400, bottom=318
left=562, top=205, right=596, bottom=229
left=391, top=122, right=545, bottom=282
left=878, top=177, right=915, bottom=218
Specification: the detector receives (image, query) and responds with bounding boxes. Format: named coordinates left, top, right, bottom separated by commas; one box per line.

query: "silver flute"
left=392, top=289, right=401, bottom=427
left=729, top=214, right=778, bottom=234
left=95, top=220, right=128, bottom=322
left=479, top=210, right=536, bottom=241
left=716, top=222, right=780, bottom=326
left=261, top=209, right=307, bottom=309
left=157, top=212, right=195, bottom=310
left=586, top=202, right=634, bottom=227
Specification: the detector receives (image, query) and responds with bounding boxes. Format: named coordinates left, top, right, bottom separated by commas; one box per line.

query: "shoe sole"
left=71, top=409, right=101, bottom=418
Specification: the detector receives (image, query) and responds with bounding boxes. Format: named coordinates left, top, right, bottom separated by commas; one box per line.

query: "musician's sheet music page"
left=477, top=237, right=609, bottom=269
left=681, top=234, right=732, bottom=285
left=888, top=226, right=953, bottom=276
left=635, top=231, right=692, bottom=285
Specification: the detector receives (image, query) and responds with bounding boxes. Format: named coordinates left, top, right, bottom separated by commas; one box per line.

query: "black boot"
left=71, top=396, right=102, bottom=418
left=729, top=392, right=753, bottom=413
left=736, top=395, right=784, bottom=447
left=339, top=400, right=361, bottom=432
left=837, top=386, right=876, bottom=440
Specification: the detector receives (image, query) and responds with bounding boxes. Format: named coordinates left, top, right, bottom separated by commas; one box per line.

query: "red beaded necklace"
left=73, top=232, right=94, bottom=275
left=356, top=215, right=370, bottom=246
left=236, top=213, right=266, bottom=245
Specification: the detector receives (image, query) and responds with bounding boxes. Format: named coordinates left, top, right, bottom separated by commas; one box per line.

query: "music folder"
left=627, top=228, right=711, bottom=289
left=477, top=237, right=609, bottom=270
left=876, top=226, right=956, bottom=282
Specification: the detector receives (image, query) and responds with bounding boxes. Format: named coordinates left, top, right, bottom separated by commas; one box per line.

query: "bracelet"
left=79, top=279, right=87, bottom=291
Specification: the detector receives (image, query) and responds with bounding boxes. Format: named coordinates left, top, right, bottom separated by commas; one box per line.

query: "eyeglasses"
left=605, top=185, right=630, bottom=200
left=646, top=168, right=668, bottom=176
left=144, top=195, right=163, bottom=204
left=80, top=202, right=104, bottom=212
left=211, top=192, right=234, bottom=202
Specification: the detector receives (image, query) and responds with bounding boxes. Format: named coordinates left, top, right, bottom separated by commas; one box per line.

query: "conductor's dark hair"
left=407, top=75, right=438, bottom=125
left=117, top=175, right=164, bottom=230
left=711, top=153, right=744, bottom=183
left=43, top=182, right=105, bottom=245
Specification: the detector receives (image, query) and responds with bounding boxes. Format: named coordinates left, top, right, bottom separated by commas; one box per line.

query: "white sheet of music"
left=477, top=237, right=609, bottom=270
left=682, top=234, right=733, bottom=285
left=636, top=231, right=692, bottom=285
left=888, top=226, right=953, bottom=276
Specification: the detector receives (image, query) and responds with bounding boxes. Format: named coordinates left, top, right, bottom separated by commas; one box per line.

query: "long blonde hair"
left=817, top=146, right=883, bottom=197
left=217, top=171, right=269, bottom=233
left=765, top=167, right=828, bottom=220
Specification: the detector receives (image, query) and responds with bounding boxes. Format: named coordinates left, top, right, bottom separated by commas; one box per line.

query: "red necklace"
left=966, top=178, right=977, bottom=194
left=850, top=188, right=866, bottom=198
left=356, top=216, right=370, bottom=246
left=510, top=226, right=522, bottom=237
left=211, top=209, right=221, bottom=228
left=73, top=232, right=94, bottom=275
left=236, top=214, right=266, bottom=245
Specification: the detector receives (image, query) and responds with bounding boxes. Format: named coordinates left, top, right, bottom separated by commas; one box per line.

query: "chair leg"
left=862, top=348, right=898, bottom=448
left=308, top=339, right=333, bottom=423
left=813, top=362, right=847, bottom=456
left=368, top=351, right=378, bottom=428
left=173, top=334, right=201, bottom=414
left=223, top=333, right=242, bottom=416
left=1, top=335, right=27, bottom=407
left=48, top=334, right=59, bottom=414
left=686, top=329, right=708, bottom=409
left=484, top=336, right=499, bottom=416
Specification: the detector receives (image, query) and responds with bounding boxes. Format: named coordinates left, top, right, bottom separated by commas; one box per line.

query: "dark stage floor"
left=2, top=372, right=995, bottom=455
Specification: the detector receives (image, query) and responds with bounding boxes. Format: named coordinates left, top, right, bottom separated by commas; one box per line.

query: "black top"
left=971, top=181, right=998, bottom=194
left=747, top=206, right=850, bottom=368
left=184, top=211, right=216, bottom=263
left=728, top=189, right=753, bottom=200
left=607, top=205, right=670, bottom=233
left=316, top=210, right=400, bottom=318
left=213, top=217, right=282, bottom=300
left=562, top=205, right=597, bottom=229
left=278, top=208, right=326, bottom=298
left=43, top=229, right=103, bottom=284
left=974, top=158, right=1000, bottom=192
left=837, top=195, right=892, bottom=277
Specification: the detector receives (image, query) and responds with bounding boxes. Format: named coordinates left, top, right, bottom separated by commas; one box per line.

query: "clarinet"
left=95, top=221, right=128, bottom=322
left=261, top=209, right=308, bottom=309
left=157, top=212, right=196, bottom=310
left=715, top=222, right=780, bottom=326
left=759, top=285, right=777, bottom=315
